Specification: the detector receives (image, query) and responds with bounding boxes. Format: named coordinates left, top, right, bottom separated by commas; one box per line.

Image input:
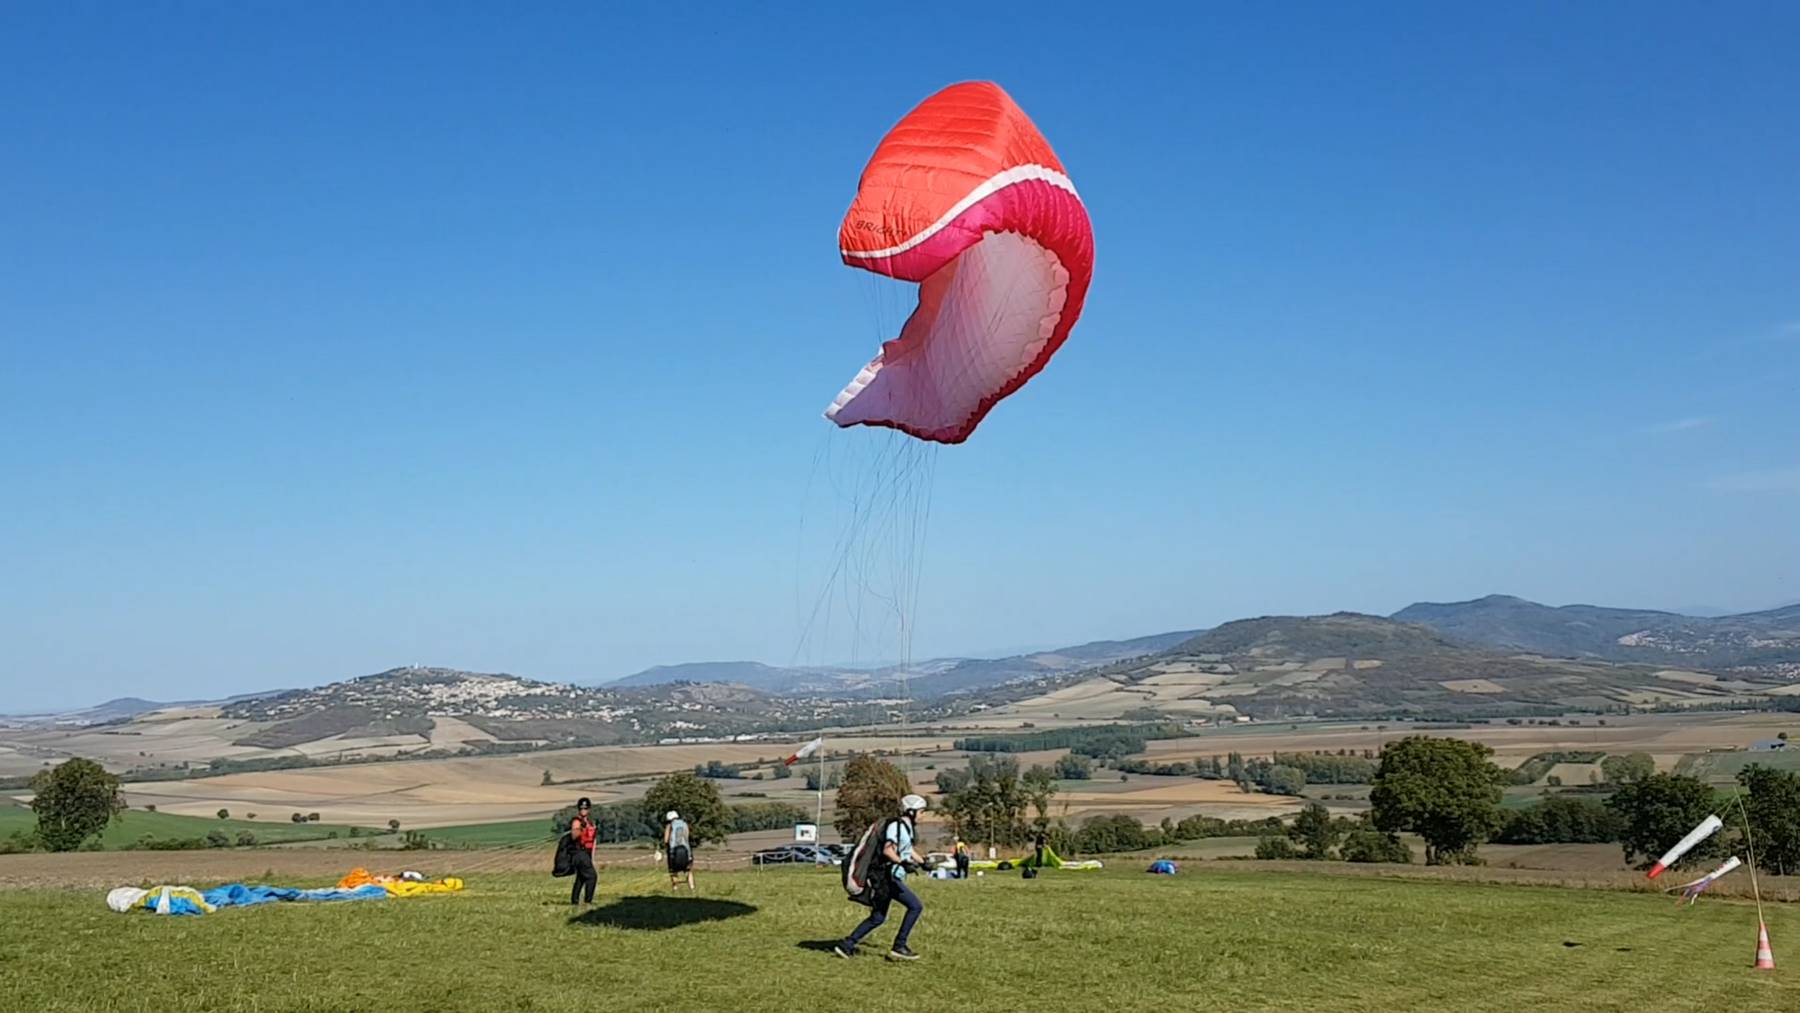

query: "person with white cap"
left=835, top=793, right=928, bottom=961
left=662, top=809, right=695, bottom=892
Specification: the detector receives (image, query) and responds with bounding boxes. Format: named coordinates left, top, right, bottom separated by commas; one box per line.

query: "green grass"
left=0, top=864, right=1793, bottom=1011
left=0, top=801, right=364, bottom=849
left=416, top=818, right=558, bottom=848
left=1676, top=748, right=1800, bottom=784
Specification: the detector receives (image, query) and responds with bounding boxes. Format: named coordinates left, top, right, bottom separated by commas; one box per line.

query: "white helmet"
left=665, top=810, right=680, bottom=822
left=900, top=794, right=928, bottom=814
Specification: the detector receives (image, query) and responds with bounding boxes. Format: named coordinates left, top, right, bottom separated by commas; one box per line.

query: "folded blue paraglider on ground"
left=1147, top=860, right=1178, bottom=875
left=108, top=883, right=392, bottom=916
left=203, top=883, right=390, bottom=908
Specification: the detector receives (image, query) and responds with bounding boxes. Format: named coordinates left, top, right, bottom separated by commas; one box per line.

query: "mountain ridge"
left=1390, top=594, right=1800, bottom=675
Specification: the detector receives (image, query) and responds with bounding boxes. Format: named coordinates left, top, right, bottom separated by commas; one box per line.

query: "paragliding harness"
left=668, top=844, right=691, bottom=873
left=552, top=832, right=578, bottom=878
left=842, top=816, right=902, bottom=907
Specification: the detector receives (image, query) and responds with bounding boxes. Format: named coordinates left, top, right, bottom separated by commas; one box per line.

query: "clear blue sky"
left=3, top=3, right=1796, bottom=710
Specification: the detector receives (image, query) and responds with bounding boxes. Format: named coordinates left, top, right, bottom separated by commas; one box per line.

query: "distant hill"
left=1391, top=594, right=1800, bottom=675
left=608, top=661, right=878, bottom=695
left=611, top=661, right=792, bottom=690
left=68, top=697, right=172, bottom=722
left=608, top=629, right=1208, bottom=699
left=903, top=630, right=1208, bottom=698
left=219, top=666, right=804, bottom=748
left=14, top=595, right=1798, bottom=774
left=974, top=611, right=1798, bottom=722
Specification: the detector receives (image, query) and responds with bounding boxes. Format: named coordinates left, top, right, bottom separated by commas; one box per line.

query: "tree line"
left=951, top=723, right=1192, bottom=758
left=547, top=779, right=810, bottom=845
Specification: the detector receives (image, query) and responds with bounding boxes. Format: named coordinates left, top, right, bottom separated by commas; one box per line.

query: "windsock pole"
left=1734, top=793, right=1774, bottom=970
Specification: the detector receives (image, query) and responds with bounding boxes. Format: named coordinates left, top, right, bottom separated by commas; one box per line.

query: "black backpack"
left=552, top=832, right=576, bottom=878
left=841, top=817, right=900, bottom=907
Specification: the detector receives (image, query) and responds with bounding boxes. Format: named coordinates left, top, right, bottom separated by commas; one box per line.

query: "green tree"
left=694, top=759, right=741, bottom=779
left=1369, top=736, right=1505, bottom=865
left=235, top=830, right=257, bottom=847
left=29, top=758, right=126, bottom=852
left=1494, top=796, right=1624, bottom=844
left=1265, top=765, right=1306, bottom=796
left=940, top=755, right=1047, bottom=848
left=1254, top=835, right=1299, bottom=859
left=644, top=771, right=733, bottom=845
left=729, top=801, right=810, bottom=833
left=206, top=829, right=230, bottom=848
left=833, top=754, right=911, bottom=841
left=1076, top=814, right=1150, bottom=853
left=1738, top=764, right=1800, bottom=876
left=1605, top=773, right=1720, bottom=871
left=934, top=766, right=971, bottom=795
left=1054, top=753, right=1094, bottom=780
left=388, top=819, right=401, bottom=833
left=771, top=761, right=792, bottom=780
left=1022, top=764, right=1059, bottom=830
left=216, top=808, right=230, bottom=820
left=1290, top=803, right=1340, bottom=859
left=1600, top=752, right=1656, bottom=786
left=1340, top=828, right=1412, bottom=864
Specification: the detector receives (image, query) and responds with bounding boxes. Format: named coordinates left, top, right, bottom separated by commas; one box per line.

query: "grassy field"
left=416, top=817, right=555, bottom=848
left=0, top=863, right=1792, bottom=1011
left=1675, top=747, right=1800, bottom=784
left=0, top=800, right=363, bottom=849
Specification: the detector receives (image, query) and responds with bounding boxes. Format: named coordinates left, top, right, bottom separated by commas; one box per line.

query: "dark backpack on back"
left=552, top=832, right=576, bottom=878
left=841, top=817, right=900, bottom=907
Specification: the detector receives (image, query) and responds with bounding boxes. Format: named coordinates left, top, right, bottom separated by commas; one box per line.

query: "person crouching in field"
left=663, top=810, right=695, bottom=892
left=835, top=794, right=928, bottom=961
left=569, top=797, right=598, bottom=905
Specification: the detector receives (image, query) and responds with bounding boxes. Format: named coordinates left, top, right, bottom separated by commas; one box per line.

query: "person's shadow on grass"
left=567, top=895, right=756, bottom=931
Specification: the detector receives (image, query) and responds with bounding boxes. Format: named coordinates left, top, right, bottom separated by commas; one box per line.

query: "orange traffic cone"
left=1755, top=921, right=1775, bottom=970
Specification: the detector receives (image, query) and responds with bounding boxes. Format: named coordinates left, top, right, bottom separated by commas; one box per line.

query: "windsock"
left=1675, top=855, right=1743, bottom=904
left=784, top=736, right=824, bottom=767
left=1647, top=814, right=1722, bottom=879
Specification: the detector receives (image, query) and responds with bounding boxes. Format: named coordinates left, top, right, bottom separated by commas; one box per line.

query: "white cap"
left=900, top=793, right=928, bottom=813
left=666, top=810, right=679, bottom=821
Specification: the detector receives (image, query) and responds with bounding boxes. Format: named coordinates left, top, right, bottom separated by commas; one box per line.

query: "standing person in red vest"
left=568, top=797, right=598, bottom=905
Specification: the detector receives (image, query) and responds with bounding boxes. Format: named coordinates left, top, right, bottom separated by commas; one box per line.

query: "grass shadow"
left=567, top=895, right=757, bottom=932
left=796, top=940, right=843, bottom=955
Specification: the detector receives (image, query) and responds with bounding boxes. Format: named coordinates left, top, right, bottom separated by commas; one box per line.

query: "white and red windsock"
left=1647, top=814, right=1723, bottom=879
left=1675, top=855, right=1743, bottom=905
left=784, top=737, right=824, bottom=767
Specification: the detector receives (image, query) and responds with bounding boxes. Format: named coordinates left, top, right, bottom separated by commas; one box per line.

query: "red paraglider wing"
left=827, top=82, right=1094, bottom=444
